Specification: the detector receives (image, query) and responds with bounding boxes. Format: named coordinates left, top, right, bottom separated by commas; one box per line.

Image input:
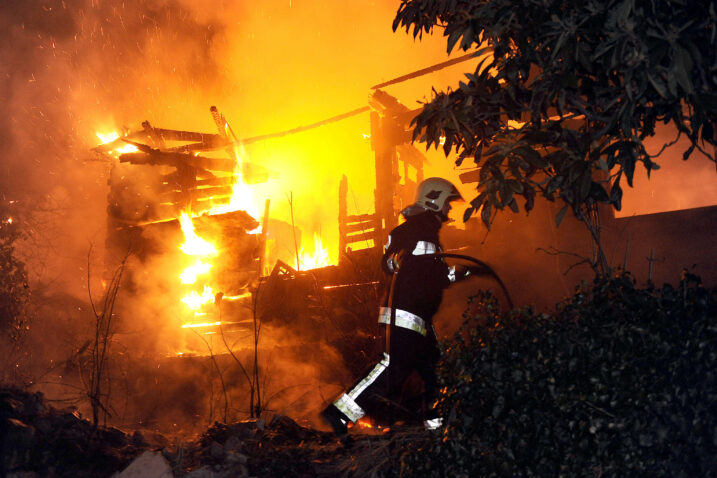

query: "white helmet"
left=404, top=177, right=463, bottom=220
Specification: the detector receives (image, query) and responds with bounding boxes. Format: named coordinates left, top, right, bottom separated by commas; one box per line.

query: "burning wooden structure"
left=338, top=90, right=425, bottom=257
left=93, top=90, right=430, bottom=356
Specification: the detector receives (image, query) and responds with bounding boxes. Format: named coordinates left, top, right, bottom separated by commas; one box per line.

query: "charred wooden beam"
left=369, top=89, right=411, bottom=116
left=162, top=185, right=236, bottom=198
left=345, top=213, right=378, bottom=223
left=119, top=151, right=237, bottom=172
left=396, top=144, right=426, bottom=170
left=160, top=185, right=235, bottom=203
left=163, top=137, right=231, bottom=153
left=142, top=121, right=167, bottom=149
left=134, top=128, right=224, bottom=144
left=342, top=220, right=380, bottom=235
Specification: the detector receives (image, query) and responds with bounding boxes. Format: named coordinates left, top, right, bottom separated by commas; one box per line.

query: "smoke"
left=1, top=0, right=475, bottom=286
left=617, top=123, right=717, bottom=217
left=1, top=0, right=501, bottom=429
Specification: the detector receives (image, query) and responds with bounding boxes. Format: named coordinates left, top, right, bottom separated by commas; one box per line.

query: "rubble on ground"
left=1, top=386, right=417, bottom=478
left=1, top=386, right=141, bottom=477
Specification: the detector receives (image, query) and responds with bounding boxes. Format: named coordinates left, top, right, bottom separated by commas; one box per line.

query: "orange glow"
left=181, top=321, right=222, bottom=329
left=221, top=292, right=252, bottom=301
left=180, top=285, right=215, bottom=311
left=356, top=418, right=373, bottom=429
left=294, top=233, right=332, bottom=270
left=210, top=143, right=261, bottom=220
left=179, top=259, right=212, bottom=285
left=178, top=213, right=218, bottom=257
left=95, top=131, right=138, bottom=154
left=178, top=213, right=219, bottom=314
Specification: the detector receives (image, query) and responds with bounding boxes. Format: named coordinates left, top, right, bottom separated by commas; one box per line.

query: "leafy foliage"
left=0, top=203, right=29, bottom=351
left=393, top=0, right=717, bottom=229
left=399, top=276, right=717, bottom=477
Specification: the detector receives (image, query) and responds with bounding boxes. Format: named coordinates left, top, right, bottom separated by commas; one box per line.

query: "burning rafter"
left=97, top=106, right=274, bottom=224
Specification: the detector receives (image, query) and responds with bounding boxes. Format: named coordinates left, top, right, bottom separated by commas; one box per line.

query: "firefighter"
left=321, top=177, right=471, bottom=436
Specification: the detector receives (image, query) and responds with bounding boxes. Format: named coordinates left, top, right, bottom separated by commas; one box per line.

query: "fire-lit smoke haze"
left=1, top=0, right=477, bottom=294
left=1, top=0, right=482, bottom=429
left=617, top=123, right=717, bottom=217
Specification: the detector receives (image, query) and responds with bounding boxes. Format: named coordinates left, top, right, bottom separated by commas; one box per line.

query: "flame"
left=178, top=213, right=218, bottom=256
left=179, top=259, right=212, bottom=284
left=96, top=131, right=119, bottom=143
left=178, top=212, right=219, bottom=313
left=356, top=418, right=373, bottom=429
left=210, top=143, right=261, bottom=219
left=180, top=285, right=215, bottom=311
left=294, top=233, right=330, bottom=270
left=96, top=131, right=138, bottom=154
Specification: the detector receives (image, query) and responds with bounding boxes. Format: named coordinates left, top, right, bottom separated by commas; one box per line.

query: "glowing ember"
left=356, top=418, right=373, bottom=429
left=295, top=233, right=330, bottom=270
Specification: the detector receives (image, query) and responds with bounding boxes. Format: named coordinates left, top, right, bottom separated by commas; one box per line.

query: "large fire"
left=97, top=129, right=337, bottom=332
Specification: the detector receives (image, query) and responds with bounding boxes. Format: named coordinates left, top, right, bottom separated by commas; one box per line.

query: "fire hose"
left=383, top=252, right=513, bottom=416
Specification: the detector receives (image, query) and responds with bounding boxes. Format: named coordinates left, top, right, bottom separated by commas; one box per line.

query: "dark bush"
left=400, top=274, right=717, bottom=477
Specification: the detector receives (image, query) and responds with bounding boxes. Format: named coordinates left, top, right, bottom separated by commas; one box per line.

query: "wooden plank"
left=119, top=151, right=237, bottom=172
left=142, top=121, right=167, bottom=149
left=339, top=175, right=348, bottom=255
left=163, top=137, right=230, bottom=153
left=370, top=89, right=411, bottom=115
left=134, top=128, right=223, bottom=144
left=160, top=185, right=235, bottom=202
left=459, top=168, right=481, bottom=184
left=345, top=213, right=376, bottom=223
left=344, top=229, right=377, bottom=239
left=397, top=144, right=426, bottom=169
left=193, top=177, right=237, bottom=188
left=341, top=221, right=380, bottom=234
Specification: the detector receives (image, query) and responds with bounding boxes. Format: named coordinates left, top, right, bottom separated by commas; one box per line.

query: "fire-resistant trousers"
left=331, top=324, right=439, bottom=424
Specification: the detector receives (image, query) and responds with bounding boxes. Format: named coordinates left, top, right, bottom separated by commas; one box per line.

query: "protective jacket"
left=381, top=210, right=453, bottom=324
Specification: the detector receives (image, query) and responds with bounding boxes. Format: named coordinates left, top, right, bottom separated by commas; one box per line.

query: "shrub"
left=401, top=274, right=717, bottom=477
left=0, top=204, right=30, bottom=382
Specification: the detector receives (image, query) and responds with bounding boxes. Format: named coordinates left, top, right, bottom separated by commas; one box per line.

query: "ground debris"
left=1, top=386, right=142, bottom=477
left=2, top=386, right=423, bottom=478
left=175, top=415, right=423, bottom=478
left=115, top=451, right=173, bottom=478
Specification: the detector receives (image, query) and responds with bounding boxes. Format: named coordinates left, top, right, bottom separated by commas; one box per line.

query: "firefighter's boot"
left=320, top=404, right=349, bottom=437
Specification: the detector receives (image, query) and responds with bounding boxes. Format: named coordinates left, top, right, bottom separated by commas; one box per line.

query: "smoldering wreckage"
left=3, top=91, right=512, bottom=477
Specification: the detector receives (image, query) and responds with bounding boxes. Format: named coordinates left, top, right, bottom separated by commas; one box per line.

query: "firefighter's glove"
left=449, top=265, right=473, bottom=283
left=385, top=255, right=399, bottom=274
